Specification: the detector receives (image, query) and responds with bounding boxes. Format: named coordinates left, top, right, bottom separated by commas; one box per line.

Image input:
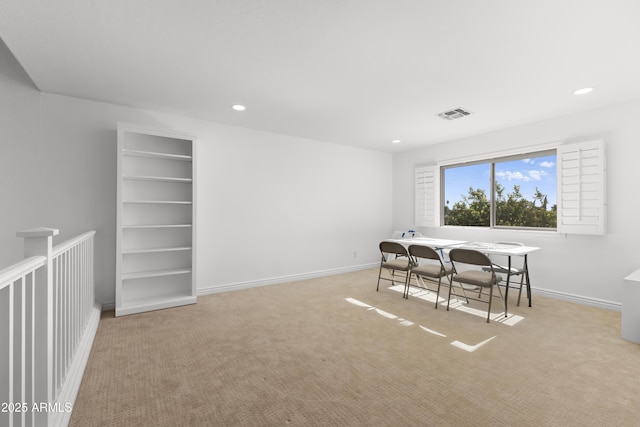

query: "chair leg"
left=403, top=272, right=411, bottom=299
left=496, top=282, right=506, bottom=318
left=486, top=285, right=493, bottom=323
left=516, top=274, right=525, bottom=306
left=446, top=274, right=454, bottom=311
left=376, top=263, right=383, bottom=291
left=404, top=273, right=412, bottom=299
left=448, top=278, right=470, bottom=305
left=459, top=283, right=470, bottom=304
left=434, top=276, right=442, bottom=308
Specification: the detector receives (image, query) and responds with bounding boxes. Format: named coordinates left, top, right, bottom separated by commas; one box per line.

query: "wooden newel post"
left=16, top=227, right=59, bottom=426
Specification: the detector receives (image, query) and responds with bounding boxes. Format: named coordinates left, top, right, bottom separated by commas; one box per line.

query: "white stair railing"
left=0, top=228, right=100, bottom=427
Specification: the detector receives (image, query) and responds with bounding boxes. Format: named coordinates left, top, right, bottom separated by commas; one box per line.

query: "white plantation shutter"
left=415, top=165, right=439, bottom=227
left=557, top=140, right=606, bottom=235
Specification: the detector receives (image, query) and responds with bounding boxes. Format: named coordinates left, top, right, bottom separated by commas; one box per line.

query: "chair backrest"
left=408, top=244, right=441, bottom=261
left=379, top=241, right=408, bottom=257
left=449, top=248, right=492, bottom=267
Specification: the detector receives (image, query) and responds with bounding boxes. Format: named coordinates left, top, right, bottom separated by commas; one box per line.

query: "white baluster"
left=16, top=227, right=59, bottom=427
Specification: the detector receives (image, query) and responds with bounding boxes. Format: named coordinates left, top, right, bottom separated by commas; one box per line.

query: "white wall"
left=393, top=100, right=640, bottom=309
left=0, top=37, right=42, bottom=263
left=192, top=119, right=392, bottom=293
left=1, top=41, right=392, bottom=306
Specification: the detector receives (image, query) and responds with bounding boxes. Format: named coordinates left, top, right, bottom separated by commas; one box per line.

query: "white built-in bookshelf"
left=116, top=123, right=197, bottom=316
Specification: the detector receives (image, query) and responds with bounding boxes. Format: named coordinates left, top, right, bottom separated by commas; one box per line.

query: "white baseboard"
left=53, top=302, right=102, bottom=427
left=99, top=267, right=623, bottom=313
left=198, top=262, right=379, bottom=296
left=533, top=287, right=621, bottom=312
left=101, top=301, right=115, bottom=311
left=99, top=264, right=379, bottom=310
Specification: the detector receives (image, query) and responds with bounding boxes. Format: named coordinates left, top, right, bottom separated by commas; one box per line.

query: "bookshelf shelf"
left=116, top=123, right=197, bottom=316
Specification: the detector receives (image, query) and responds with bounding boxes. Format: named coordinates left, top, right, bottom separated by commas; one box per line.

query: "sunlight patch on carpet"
left=345, top=297, right=372, bottom=308
left=388, top=285, right=525, bottom=326
left=345, top=297, right=496, bottom=352
left=419, top=325, right=447, bottom=337
left=345, top=298, right=418, bottom=329
left=451, top=336, right=496, bottom=352
left=372, top=308, right=397, bottom=319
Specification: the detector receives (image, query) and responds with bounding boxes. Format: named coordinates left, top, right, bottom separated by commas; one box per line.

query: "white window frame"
left=414, top=139, right=606, bottom=235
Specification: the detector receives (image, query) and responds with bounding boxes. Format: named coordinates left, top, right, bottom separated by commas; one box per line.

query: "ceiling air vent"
left=437, top=108, right=472, bottom=121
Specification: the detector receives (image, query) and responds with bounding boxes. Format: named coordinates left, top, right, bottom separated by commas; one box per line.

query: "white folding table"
left=446, top=241, right=540, bottom=309
left=384, top=238, right=540, bottom=314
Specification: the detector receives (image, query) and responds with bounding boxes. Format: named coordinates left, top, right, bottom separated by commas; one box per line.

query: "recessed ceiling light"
left=392, top=139, right=401, bottom=144
left=231, top=104, right=246, bottom=111
left=574, top=87, right=593, bottom=95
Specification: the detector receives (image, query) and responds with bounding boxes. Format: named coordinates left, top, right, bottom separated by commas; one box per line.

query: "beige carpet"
left=70, top=268, right=640, bottom=426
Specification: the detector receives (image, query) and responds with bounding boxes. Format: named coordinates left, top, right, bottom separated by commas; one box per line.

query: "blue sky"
left=443, top=154, right=557, bottom=209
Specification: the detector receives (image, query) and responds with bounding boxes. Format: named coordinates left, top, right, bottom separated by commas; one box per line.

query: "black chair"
left=448, top=248, right=504, bottom=323
left=406, top=244, right=454, bottom=307
left=376, top=241, right=411, bottom=293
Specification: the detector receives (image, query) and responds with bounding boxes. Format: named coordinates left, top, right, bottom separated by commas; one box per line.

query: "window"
left=415, top=140, right=605, bottom=234
left=495, top=153, right=557, bottom=228
left=442, top=150, right=557, bottom=229
left=443, top=162, right=492, bottom=226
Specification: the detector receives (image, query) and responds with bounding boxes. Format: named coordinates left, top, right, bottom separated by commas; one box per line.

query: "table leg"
left=524, top=254, right=532, bottom=307
left=503, top=256, right=511, bottom=317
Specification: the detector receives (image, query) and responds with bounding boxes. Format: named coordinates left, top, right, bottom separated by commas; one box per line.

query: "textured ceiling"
left=1, top=0, right=639, bottom=152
